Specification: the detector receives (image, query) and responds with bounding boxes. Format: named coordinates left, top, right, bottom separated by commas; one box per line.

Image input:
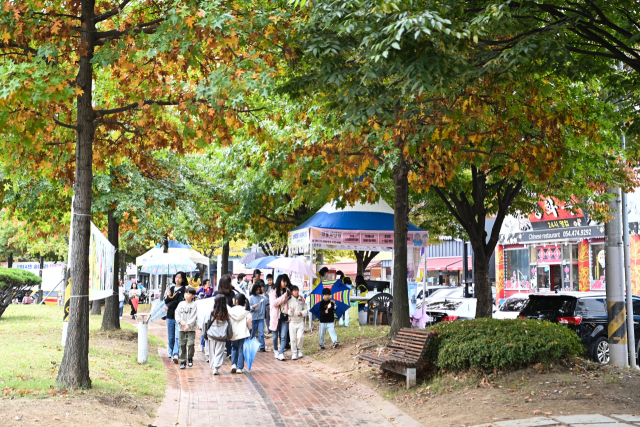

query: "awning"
left=425, top=257, right=472, bottom=271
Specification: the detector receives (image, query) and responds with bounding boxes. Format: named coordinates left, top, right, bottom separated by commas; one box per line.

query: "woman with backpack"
left=201, top=295, right=232, bottom=375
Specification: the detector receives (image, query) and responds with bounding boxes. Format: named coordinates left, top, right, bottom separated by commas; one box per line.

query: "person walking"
left=164, top=272, right=187, bottom=363
left=202, top=295, right=233, bottom=375
left=269, top=274, right=291, bottom=361
left=287, top=285, right=308, bottom=360
left=213, top=275, right=237, bottom=357
left=196, top=279, right=214, bottom=354
left=228, top=294, right=251, bottom=374
left=249, top=283, right=267, bottom=352
left=128, top=283, right=141, bottom=319
left=175, top=288, right=198, bottom=369
left=318, top=288, right=339, bottom=350
left=263, top=274, right=273, bottom=338
left=118, top=280, right=125, bottom=318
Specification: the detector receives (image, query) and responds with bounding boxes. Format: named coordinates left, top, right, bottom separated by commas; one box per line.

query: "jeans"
left=119, top=301, right=124, bottom=317
left=319, top=322, right=337, bottom=346
left=230, top=338, right=245, bottom=369
left=252, top=319, right=265, bottom=349
left=179, top=330, right=196, bottom=363
left=273, top=320, right=288, bottom=355
left=166, top=319, right=180, bottom=357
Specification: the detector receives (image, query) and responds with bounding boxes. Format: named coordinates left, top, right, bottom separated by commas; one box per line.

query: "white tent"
left=136, top=241, right=209, bottom=266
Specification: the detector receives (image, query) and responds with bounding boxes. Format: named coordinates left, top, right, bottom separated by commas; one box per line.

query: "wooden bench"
left=357, top=328, right=437, bottom=389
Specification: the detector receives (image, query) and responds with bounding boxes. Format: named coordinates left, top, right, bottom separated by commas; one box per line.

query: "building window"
left=505, top=249, right=531, bottom=290
left=591, top=243, right=605, bottom=290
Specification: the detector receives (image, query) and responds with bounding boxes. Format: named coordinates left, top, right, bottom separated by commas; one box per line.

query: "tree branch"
left=93, top=0, right=134, bottom=23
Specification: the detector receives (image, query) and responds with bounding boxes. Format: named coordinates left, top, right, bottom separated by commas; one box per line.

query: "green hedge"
left=426, top=318, right=584, bottom=372
left=0, top=267, right=42, bottom=289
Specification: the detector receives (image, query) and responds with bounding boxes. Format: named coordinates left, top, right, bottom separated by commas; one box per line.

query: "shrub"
left=0, top=267, right=42, bottom=318
left=426, top=318, right=583, bottom=372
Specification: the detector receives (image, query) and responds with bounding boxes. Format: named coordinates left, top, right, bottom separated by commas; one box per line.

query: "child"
left=249, top=284, right=267, bottom=352
left=269, top=274, right=291, bottom=360
left=263, top=274, right=273, bottom=337
left=318, top=288, right=338, bottom=350
left=228, top=294, right=251, bottom=374
left=287, top=285, right=308, bottom=360
left=175, top=287, right=198, bottom=369
left=202, top=295, right=232, bottom=375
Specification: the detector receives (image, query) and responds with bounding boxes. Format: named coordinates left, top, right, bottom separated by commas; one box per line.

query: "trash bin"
left=359, top=310, right=368, bottom=325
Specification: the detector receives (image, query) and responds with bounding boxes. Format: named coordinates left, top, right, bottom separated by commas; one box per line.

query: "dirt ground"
left=1, top=393, right=158, bottom=427
left=315, top=334, right=640, bottom=427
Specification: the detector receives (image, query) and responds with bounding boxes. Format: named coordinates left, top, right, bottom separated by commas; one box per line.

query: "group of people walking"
left=161, top=269, right=345, bottom=375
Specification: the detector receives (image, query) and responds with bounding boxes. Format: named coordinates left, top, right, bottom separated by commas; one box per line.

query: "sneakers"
left=179, top=362, right=186, bottom=369
left=320, top=345, right=326, bottom=350
left=236, top=369, right=244, bottom=374
left=206, top=358, right=209, bottom=363
left=332, top=342, right=339, bottom=348
left=297, top=350, right=304, bottom=359
left=273, top=350, right=279, bottom=358
left=188, top=358, right=193, bottom=367
left=277, top=353, right=285, bottom=361
left=231, top=364, right=237, bottom=374
left=291, top=354, right=298, bottom=360
left=258, top=348, right=266, bottom=352
left=213, top=368, right=219, bottom=375
left=173, top=354, right=179, bottom=364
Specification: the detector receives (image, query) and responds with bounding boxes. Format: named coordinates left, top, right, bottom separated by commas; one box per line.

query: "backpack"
left=206, top=318, right=232, bottom=341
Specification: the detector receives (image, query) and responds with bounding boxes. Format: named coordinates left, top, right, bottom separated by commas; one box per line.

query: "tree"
left=0, top=0, right=275, bottom=389
left=0, top=267, right=41, bottom=318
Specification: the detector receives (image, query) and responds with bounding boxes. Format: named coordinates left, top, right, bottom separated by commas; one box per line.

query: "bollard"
left=135, top=313, right=150, bottom=363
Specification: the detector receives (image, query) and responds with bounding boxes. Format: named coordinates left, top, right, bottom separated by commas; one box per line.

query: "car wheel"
left=592, top=336, right=610, bottom=364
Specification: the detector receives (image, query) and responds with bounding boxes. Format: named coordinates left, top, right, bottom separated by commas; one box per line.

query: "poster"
left=407, top=281, right=418, bottom=315
left=88, top=222, right=115, bottom=301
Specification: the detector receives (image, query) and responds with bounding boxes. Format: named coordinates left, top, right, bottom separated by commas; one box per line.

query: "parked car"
left=422, top=298, right=477, bottom=325
left=517, top=291, right=640, bottom=364
left=415, top=286, right=461, bottom=309
left=493, top=294, right=530, bottom=319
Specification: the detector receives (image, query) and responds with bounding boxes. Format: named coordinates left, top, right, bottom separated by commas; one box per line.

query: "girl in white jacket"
left=228, top=294, right=251, bottom=373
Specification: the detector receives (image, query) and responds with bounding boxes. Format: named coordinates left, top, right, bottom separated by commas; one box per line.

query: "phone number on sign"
left=562, top=228, right=592, bottom=238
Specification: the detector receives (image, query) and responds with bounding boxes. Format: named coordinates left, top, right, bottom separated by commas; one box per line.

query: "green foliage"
left=426, top=318, right=584, bottom=372
left=0, top=266, right=42, bottom=290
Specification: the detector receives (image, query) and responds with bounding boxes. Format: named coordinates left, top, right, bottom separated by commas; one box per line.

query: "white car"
left=416, top=287, right=463, bottom=309
left=492, top=294, right=530, bottom=319
left=422, top=298, right=477, bottom=324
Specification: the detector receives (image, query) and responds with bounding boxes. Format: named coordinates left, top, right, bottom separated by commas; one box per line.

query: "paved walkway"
left=129, top=318, right=421, bottom=427
left=472, top=413, right=640, bottom=427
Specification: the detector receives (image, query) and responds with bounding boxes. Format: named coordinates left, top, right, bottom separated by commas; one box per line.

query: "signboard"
left=529, top=197, right=589, bottom=230
left=308, top=228, right=428, bottom=248
left=88, top=222, right=115, bottom=301
left=500, top=225, right=604, bottom=245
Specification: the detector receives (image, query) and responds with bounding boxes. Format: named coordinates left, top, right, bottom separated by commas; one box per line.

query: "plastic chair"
left=368, top=293, right=393, bottom=326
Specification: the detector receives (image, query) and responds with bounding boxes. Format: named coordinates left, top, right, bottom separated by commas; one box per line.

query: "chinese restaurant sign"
left=529, top=197, right=589, bottom=230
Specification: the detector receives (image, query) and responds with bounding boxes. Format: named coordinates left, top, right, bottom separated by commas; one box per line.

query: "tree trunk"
left=90, top=299, right=102, bottom=315
left=471, top=243, right=492, bottom=318
left=8, top=253, right=13, bottom=268
left=56, top=0, right=95, bottom=390
left=354, top=251, right=379, bottom=276
left=102, top=209, right=120, bottom=330
left=120, top=249, right=126, bottom=281
left=390, top=159, right=411, bottom=337
left=221, top=240, right=230, bottom=276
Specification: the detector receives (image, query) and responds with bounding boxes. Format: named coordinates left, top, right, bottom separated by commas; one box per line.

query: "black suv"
left=517, top=292, right=640, bottom=364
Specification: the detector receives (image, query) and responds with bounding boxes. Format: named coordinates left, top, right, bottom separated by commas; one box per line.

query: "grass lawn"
left=301, top=305, right=389, bottom=358
left=0, top=304, right=166, bottom=400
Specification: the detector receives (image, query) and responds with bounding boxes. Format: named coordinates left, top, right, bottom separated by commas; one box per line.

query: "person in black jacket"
left=164, top=272, right=187, bottom=364
left=318, top=288, right=338, bottom=350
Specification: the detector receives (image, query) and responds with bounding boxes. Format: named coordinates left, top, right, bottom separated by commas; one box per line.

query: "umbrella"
left=245, top=256, right=280, bottom=269
left=243, top=337, right=260, bottom=371
left=140, top=252, right=197, bottom=275
left=148, top=298, right=167, bottom=323
left=195, top=296, right=217, bottom=329
left=240, top=252, right=266, bottom=265
left=309, top=279, right=351, bottom=319
left=266, top=257, right=316, bottom=278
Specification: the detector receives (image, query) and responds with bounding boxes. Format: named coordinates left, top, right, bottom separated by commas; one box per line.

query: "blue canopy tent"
left=287, top=199, right=429, bottom=328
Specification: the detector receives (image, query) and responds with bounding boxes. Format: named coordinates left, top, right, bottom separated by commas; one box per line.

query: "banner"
left=88, top=222, right=115, bottom=301
left=291, top=227, right=429, bottom=251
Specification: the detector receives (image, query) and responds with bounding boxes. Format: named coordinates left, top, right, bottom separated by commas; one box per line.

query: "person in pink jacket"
left=269, top=274, right=291, bottom=360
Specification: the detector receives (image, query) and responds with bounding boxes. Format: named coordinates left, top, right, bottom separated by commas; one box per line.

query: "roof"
left=292, top=199, right=423, bottom=232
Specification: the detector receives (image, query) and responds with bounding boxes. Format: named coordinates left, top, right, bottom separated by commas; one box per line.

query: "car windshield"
left=429, top=288, right=462, bottom=299
left=519, top=296, right=577, bottom=316
left=424, top=300, right=463, bottom=311
left=502, top=298, right=528, bottom=312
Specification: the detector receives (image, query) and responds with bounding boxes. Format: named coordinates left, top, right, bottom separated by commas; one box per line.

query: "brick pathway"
left=129, top=318, right=421, bottom=427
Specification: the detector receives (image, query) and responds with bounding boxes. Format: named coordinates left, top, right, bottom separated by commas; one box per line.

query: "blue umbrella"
left=245, top=256, right=280, bottom=269
left=243, top=338, right=260, bottom=371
